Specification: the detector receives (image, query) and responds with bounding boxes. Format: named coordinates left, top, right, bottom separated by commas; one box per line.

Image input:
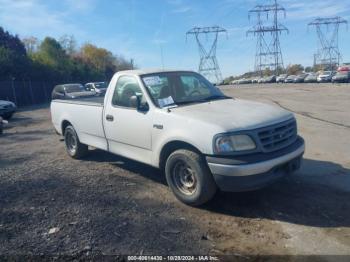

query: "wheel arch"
left=61, top=120, right=72, bottom=135
left=159, top=140, right=203, bottom=171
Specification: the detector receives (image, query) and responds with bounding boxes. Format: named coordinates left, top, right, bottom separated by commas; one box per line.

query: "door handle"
left=106, top=115, right=114, bottom=122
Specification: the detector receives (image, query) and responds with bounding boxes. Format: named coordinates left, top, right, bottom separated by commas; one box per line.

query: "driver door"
left=103, top=75, right=153, bottom=164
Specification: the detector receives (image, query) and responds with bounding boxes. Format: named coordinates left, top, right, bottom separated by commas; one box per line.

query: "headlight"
left=214, top=134, right=256, bottom=154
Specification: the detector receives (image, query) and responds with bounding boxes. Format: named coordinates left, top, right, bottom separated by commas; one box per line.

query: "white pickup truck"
left=51, top=70, right=305, bottom=206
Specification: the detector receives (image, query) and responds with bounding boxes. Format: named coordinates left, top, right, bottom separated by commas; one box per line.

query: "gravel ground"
left=0, top=83, right=350, bottom=259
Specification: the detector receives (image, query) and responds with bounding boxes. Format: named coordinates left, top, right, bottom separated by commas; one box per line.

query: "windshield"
left=65, top=84, right=85, bottom=93
left=141, top=72, right=229, bottom=108
left=95, top=82, right=107, bottom=89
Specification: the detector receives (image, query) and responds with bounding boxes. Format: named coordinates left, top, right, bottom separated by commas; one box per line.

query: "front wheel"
left=165, top=149, right=217, bottom=206
left=64, top=125, right=88, bottom=159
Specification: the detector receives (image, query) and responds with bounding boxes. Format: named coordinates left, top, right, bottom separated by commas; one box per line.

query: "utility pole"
left=247, top=0, right=288, bottom=76
left=308, top=17, right=348, bottom=71
left=186, top=26, right=227, bottom=84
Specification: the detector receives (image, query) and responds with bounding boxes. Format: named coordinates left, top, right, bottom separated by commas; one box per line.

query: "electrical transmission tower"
left=247, top=0, right=288, bottom=76
left=308, top=17, right=348, bottom=71
left=186, top=26, right=227, bottom=84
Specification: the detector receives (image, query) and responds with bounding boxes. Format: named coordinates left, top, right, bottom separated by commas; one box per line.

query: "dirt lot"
left=1, top=83, right=350, bottom=258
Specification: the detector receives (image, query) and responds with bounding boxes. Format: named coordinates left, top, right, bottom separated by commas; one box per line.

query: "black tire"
left=64, top=125, right=88, bottom=159
left=165, top=149, right=217, bottom=206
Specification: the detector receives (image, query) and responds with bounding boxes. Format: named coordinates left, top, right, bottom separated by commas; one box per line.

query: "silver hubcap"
left=172, top=161, right=197, bottom=195
left=66, top=130, right=77, bottom=154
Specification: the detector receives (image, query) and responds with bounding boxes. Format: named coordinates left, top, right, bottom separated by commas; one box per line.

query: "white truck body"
left=51, top=70, right=305, bottom=204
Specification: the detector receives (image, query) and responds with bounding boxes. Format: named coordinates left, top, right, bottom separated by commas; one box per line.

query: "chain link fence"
left=0, top=79, right=59, bottom=107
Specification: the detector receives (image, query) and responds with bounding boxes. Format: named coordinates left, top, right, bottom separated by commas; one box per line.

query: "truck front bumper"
left=206, top=137, right=305, bottom=192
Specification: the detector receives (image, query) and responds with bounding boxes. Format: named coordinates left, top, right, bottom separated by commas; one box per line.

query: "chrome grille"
left=257, top=119, right=297, bottom=152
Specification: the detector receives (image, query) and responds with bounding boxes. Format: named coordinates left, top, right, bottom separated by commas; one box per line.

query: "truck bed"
left=51, top=96, right=108, bottom=150
left=53, top=96, right=104, bottom=107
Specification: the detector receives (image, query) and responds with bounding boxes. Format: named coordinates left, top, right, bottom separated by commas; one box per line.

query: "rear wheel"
left=165, top=149, right=217, bottom=206
left=64, top=125, right=88, bottom=159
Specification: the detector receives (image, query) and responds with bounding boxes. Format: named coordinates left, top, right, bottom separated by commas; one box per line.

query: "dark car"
left=332, top=71, right=350, bottom=83
left=264, top=75, right=276, bottom=83
left=52, top=84, right=96, bottom=100
left=284, top=75, right=297, bottom=83
left=0, top=100, right=17, bottom=120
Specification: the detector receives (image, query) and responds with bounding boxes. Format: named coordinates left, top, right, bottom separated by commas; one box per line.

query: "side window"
left=112, top=76, right=143, bottom=108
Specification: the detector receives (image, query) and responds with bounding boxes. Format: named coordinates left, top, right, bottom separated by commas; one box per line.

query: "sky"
left=0, top=0, right=349, bottom=78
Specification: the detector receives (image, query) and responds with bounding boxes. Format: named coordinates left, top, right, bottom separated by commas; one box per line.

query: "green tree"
left=0, top=27, right=29, bottom=79
left=79, top=43, right=133, bottom=80
left=304, top=66, right=313, bottom=73
left=31, top=37, right=73, bottom=81
left=286, top=64, right=304, bottom=75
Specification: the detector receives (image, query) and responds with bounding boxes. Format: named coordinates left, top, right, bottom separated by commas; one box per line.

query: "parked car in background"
left=285, top=75, right=297, bottom=83
left=276, top=74, right=288, bottom=83
left=294, top=74, right=308, bottom=83
left=0, top=100, right=17, bottom=120
left=337, top=65, right=350, bottom=72
left=238, top=78, right=252, bottom=85
left=317, top=71, right=335, bottom=83
left=0, top=116, right=3, bottom=135
left=251, top=78, right=259, bottom=84
left=304, top=73, right=318, bottom=83
left=257, top=77, right=265, bottom=84
left=85, top=82, right=108, bottom=95
left=0, top=116, right=8, bottom=135
left=332, top=71, right=350, bottom=83
left=51, top=69, right=305, bottom=206
left=52, top=84, right=96, bottom=100
left=264, top=75, right=276, bottom=83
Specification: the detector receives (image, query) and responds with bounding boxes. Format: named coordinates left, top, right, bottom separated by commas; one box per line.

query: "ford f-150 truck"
left=51, top=70, right=305, bottom=206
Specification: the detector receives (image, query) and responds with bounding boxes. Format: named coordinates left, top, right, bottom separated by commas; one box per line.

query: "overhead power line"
left=247, top=0, right=288, bottom=76
left=186, top=26, right=227, bottom=84
left=308, top=16, right=348, bottom=71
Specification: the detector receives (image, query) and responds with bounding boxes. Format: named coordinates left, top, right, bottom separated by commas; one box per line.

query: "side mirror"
left=129, top=95, right=138, bottom=108
left=129, top=95, right=149, bottom=112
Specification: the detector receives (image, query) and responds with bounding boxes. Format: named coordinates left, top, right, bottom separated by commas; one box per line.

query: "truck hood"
left=170, top=98, right=294, bottom=132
